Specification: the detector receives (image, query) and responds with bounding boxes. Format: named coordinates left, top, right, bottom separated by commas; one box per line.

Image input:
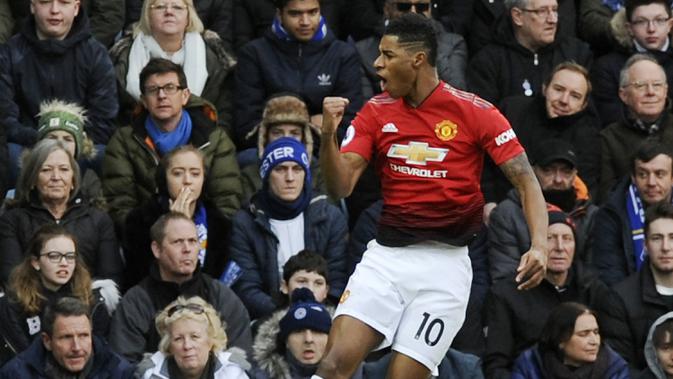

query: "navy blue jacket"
left=230, top=195, right=348, bottom=320
left=234, top=27, right=363, bottom=148
left=0, top=336, right=133, bottom=378
left=512, top=345, right=629, bottom=379
left=0, top=13, right=118, bottom=146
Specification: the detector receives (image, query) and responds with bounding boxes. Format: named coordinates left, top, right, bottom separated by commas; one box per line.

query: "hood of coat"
left=644, top=311, right=673, bottom=379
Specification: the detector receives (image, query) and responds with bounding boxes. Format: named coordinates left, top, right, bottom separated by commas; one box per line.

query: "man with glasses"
left=101, top=58, right=241, bottom=238
left=0, top=0, right=118, bottom=193
left=468, top=0, right=592, bottom=106
left=109, top=212, right=253, bottom=363
left=599, top=54, right=673, bottom=201
left=355, top=0, right=467, bottom=99
left=592, top=0, right=673, bottom=127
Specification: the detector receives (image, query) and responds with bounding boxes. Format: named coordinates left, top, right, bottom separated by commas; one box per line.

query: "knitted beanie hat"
left=36, top=99, right=88, bottom=159
left=259, top=137, right=311, bottom=185
left=279, top=288, right=332, bottom=343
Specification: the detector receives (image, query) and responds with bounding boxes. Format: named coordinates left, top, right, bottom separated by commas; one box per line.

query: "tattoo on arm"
left=499, top=153, right=535, bottom=190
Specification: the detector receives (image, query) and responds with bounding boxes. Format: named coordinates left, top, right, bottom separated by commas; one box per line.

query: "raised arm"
left=319, top=97, right=368, bottom=199
left=498, top=153, right=548, bottom=290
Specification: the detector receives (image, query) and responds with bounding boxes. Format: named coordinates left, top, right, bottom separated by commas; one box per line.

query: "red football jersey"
left=341, top=82, right=524, bottom=240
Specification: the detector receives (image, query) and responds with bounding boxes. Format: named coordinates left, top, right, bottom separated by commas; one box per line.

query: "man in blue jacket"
left=234, top=0, right=363, bottom=150
left=0, top=0, right=118, bottom=183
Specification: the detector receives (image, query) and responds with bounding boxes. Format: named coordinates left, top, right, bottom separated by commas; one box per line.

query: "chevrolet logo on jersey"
left=387, top=142, right=449, bottom=165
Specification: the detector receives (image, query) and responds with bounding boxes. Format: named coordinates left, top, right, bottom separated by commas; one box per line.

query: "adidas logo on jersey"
left=382, top=123, right=398, bottom=133
left=317, top=73, right=332, bottom=86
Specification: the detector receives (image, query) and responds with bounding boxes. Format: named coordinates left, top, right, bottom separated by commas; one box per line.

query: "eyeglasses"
left=519, top=7, right=558, bottom=19
left=40, top=251, right=76, bottom=264
left=150, top=3, right=187, bottom=12
left=630, top=17, right=671, bottom=29
left=143, top=83, right=184, bottom=97
left=166, top=303, right=205, bottom=317
left=394, top=2, right=431, bottom=13
left=624, top=80, right=667, bottom=93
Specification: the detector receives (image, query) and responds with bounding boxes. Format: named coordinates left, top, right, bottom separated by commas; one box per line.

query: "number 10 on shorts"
left=415, top=312, right=445, bottom=346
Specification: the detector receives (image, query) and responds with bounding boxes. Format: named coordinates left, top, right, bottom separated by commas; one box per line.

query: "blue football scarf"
left=271, top=16, right=327, bottom=42
left=145, top=110, right=193, bottom=155
left=626, top=183, right=646, bottom=271
left=193, top=202, right=208, bottom=266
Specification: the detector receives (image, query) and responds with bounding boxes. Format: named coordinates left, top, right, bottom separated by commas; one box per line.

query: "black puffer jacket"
left=0, top=194, right=122, bottom=287
left=468, top=11, right=592, bottom=106
left=0, top=12, right=118, bottom=146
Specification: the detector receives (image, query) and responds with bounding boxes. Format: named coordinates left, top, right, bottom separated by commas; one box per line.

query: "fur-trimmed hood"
left=252, top=305, right=335, bottom=379
left=611, top=8, right=634, bottom=50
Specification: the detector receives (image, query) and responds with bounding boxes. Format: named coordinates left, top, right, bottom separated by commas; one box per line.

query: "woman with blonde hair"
left=137, top=296, right=249, bottom=379
left=110, top=0, right=235, bottom=134
left=0, top=224, right=119, bottom=366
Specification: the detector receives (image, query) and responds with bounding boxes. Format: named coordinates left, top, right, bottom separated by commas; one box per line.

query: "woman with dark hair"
left=0, top=139, right=122, bottom=286
left=512, top=302, right=629, bottom=379
left=0, top=224, right=119, bottom=366
left=123, top=145, right=231, bottom=288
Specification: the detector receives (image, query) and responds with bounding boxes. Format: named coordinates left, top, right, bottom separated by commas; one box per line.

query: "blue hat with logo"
left=259, top=137, right=311, bottom=185
left=278, top=288, right=331, bottom=342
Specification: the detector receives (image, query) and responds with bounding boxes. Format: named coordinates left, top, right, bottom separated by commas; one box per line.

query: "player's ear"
left=412, top=50, right=426, bottom=68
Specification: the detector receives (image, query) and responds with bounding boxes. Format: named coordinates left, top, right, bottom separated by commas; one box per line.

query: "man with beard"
left=600, top=202, right=673, bottom=371
left=489, top=139, right=598, bottom=283
left=592, top=138, right=673, bottom=286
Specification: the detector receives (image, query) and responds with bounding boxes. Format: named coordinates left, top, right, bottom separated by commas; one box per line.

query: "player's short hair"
left=544, top=61, right=592, bottom=97
left=645, top=202, right=673, bottom=238
left=282, top=250, right=328, bottom=283
left=626, top=0, right=672, bottom=21
left=384, top=13, right=438, bottom=66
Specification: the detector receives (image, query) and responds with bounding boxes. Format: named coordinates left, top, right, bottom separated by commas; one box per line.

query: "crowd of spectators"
left=3, top=0, right=673, bottom=377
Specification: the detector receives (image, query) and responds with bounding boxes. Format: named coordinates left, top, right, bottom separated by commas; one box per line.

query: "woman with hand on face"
left=0, top=139, right=122, bottom=287
left=137, top=296, right=250, bottom=379
left=123, top=145, right=231, bottom=288
left=512, top=302, right=629, bottom=379
left=0, top=224, right=119, bottom=366
left=110, top=0, right=235, bottom=134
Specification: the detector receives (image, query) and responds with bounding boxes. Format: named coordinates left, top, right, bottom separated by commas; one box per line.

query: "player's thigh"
left=321, top=315, right=384, bottom=371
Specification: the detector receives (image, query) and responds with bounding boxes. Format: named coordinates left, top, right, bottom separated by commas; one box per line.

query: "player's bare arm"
left=320, top=97, right=368, bottom=199
left=499, top=152, right=549, bottom=290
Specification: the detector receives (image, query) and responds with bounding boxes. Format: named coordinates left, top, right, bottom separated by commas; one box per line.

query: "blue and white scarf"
left=193, top=202, right=208, bottom=266
left=626, top=183, right=646, bottom=271
left=271, top=15, right=327, bottom=42
left=145, top=110, right=193, bottom=155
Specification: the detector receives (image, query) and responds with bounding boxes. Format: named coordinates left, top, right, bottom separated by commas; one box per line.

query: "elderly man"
left=592, top=0, right=673, bottom=126
left=468, top=0, right=592, bottom=106
left=485, top=207, right=610, bottom=378
left=0, top=0, right=118, bottom=184
left=483, top=62, right=602, bottom=206
left=489, top=139, right=599, bottom=283
left=102, top=58, right=241, bottom=237
left=600, top=54, right=673, bottom=201
left=593, top=138, right=673, bottom=286
left=0, top=298, right=133, bottom=378
left=109, top=212, right=253, bottom=363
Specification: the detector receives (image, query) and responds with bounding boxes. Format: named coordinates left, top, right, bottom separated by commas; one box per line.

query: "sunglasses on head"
left=166, top=303, right=205, bottom=317
left=395, top=2, right=431, bottom=13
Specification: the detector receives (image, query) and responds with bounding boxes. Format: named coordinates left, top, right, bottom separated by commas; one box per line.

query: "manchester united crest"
left=434, top=120, right=458, bottom=141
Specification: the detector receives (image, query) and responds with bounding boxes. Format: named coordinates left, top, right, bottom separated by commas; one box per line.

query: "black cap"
left=529, top=139, right=577, bottom=168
